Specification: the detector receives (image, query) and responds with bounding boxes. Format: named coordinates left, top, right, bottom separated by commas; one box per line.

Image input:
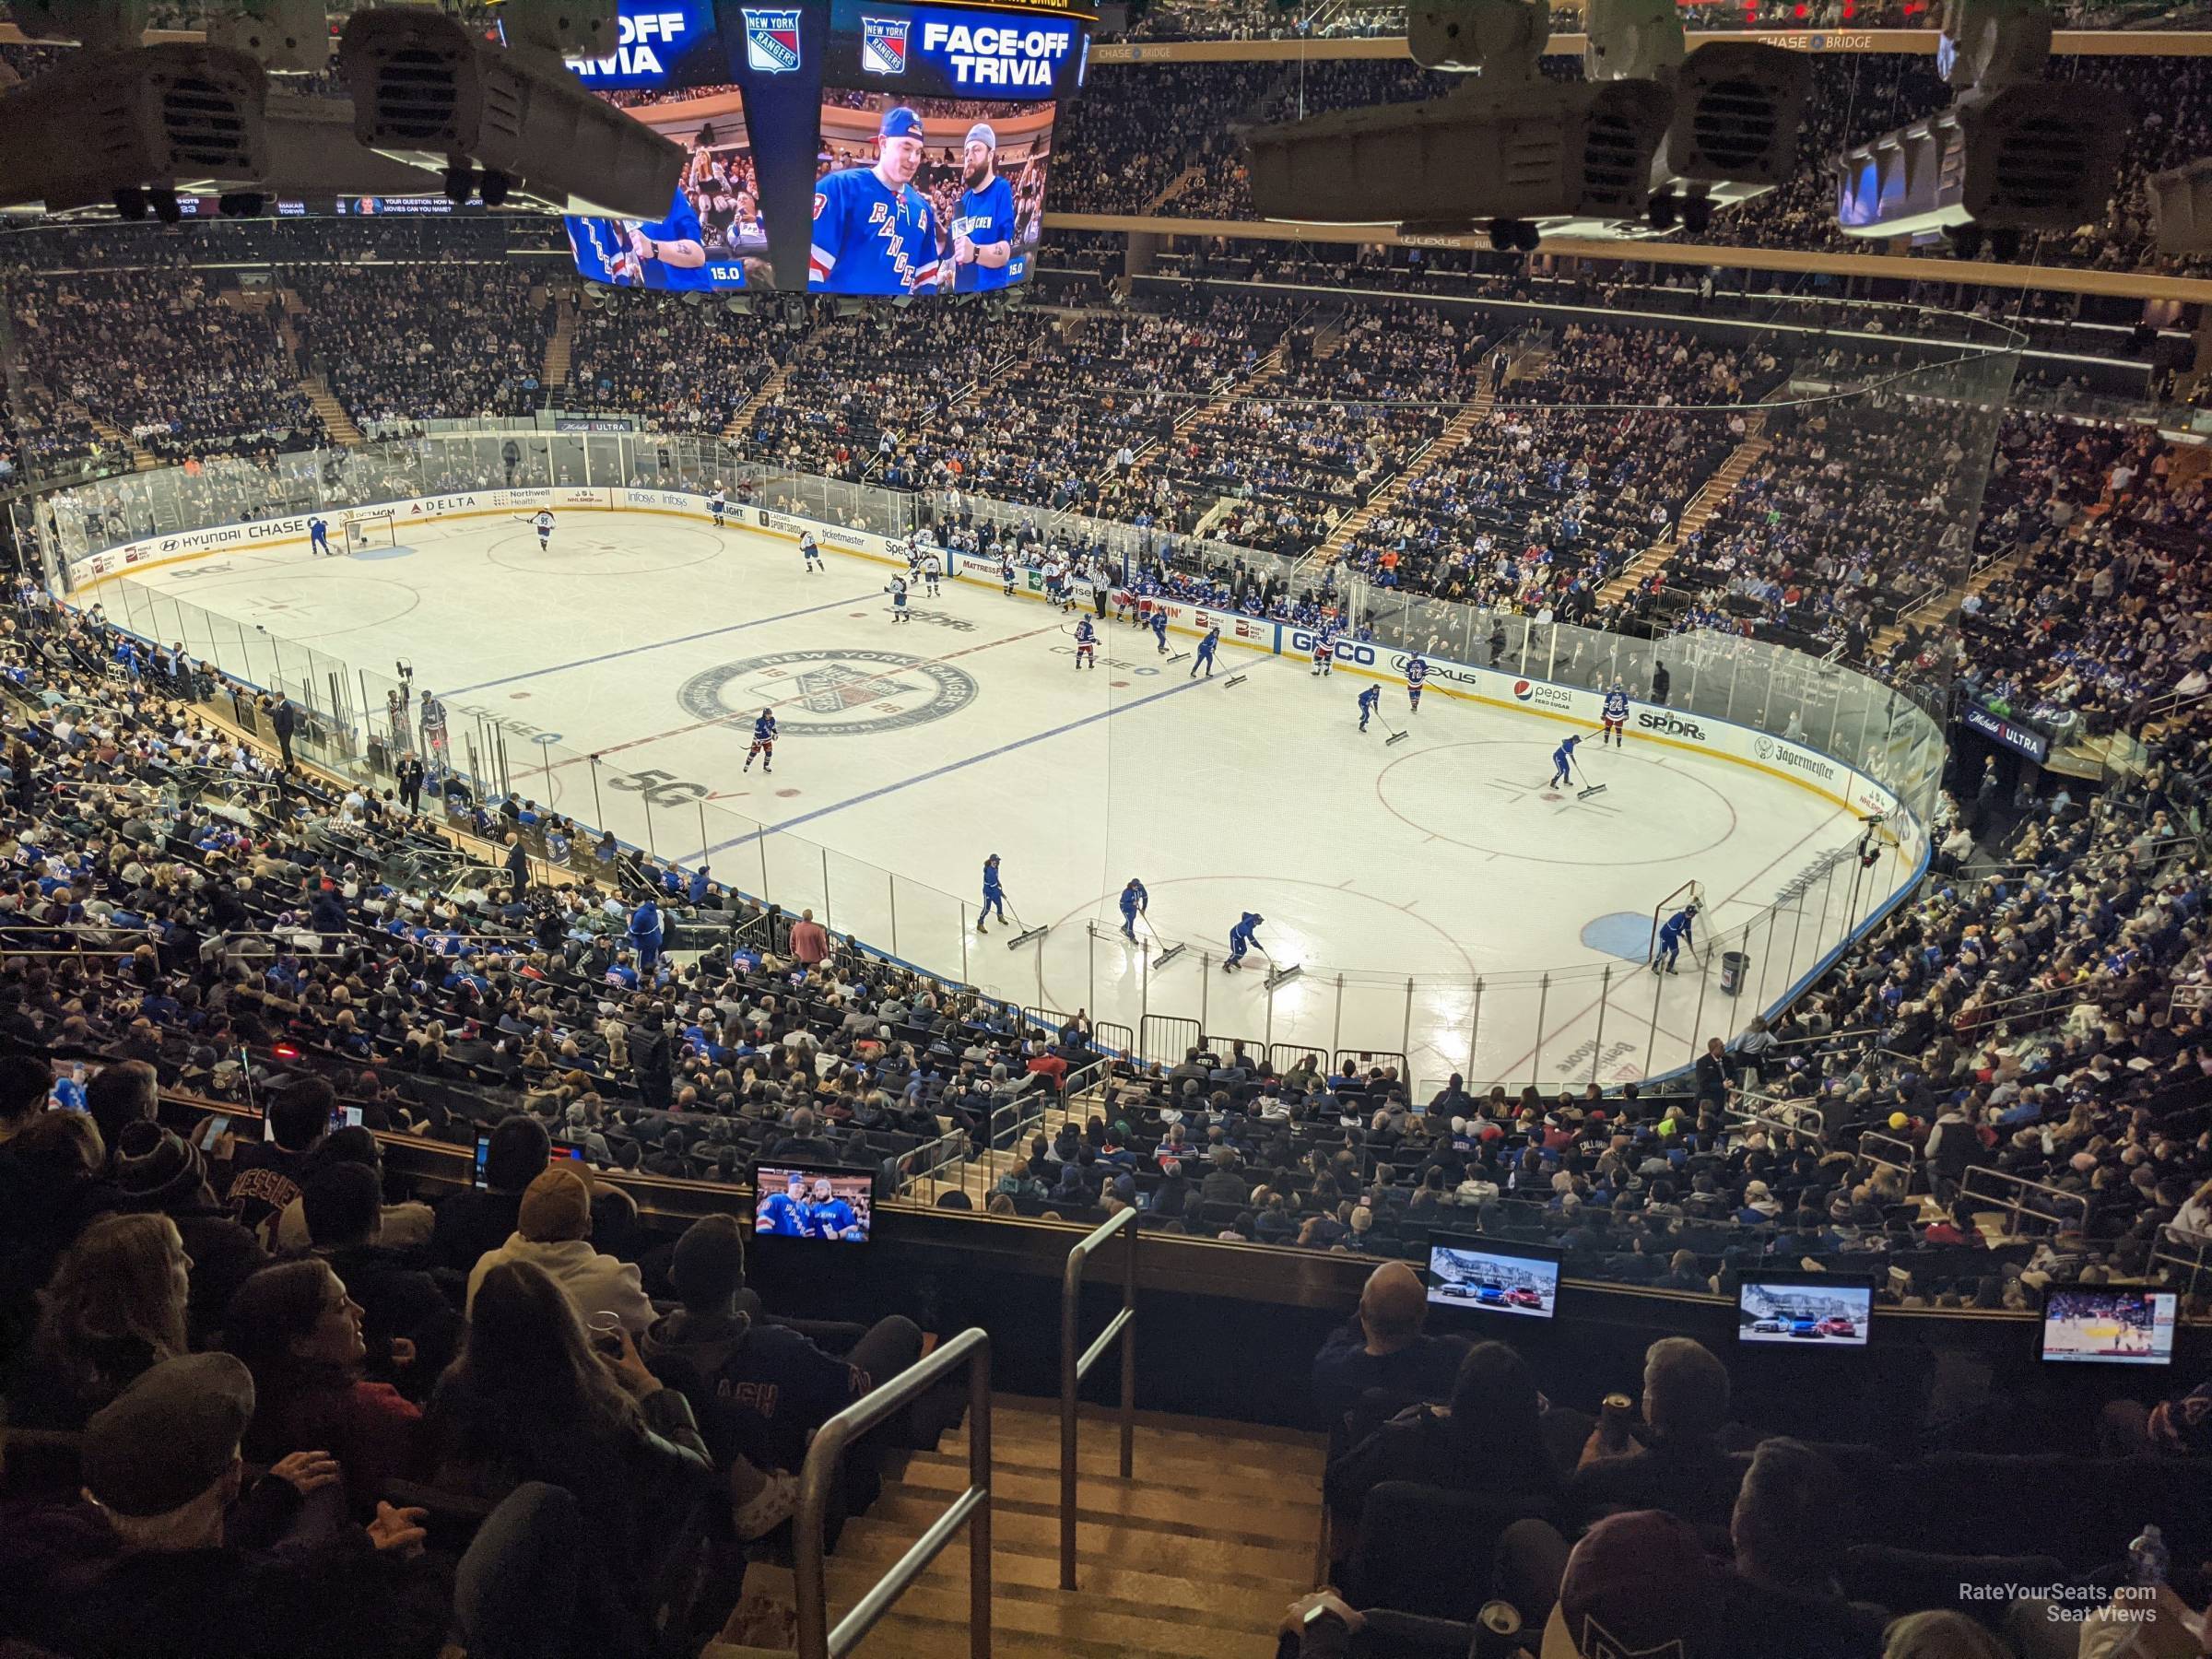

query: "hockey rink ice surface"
left=117, top=512, right=1908, bottom=1089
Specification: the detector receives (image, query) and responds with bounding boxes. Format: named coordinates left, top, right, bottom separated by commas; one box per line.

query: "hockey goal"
left=1649, top=880, right=1710, bottom=969
left=342, top=512, right=395, bottom=554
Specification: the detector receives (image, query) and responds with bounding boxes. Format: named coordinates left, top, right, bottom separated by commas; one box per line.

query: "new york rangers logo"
left=741, top=8, right=802, bottom=73
left=860, top=16, right=909, bottom=75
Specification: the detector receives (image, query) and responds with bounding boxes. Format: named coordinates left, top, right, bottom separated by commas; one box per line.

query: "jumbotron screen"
left=560, top=0, right=1088, bottom=295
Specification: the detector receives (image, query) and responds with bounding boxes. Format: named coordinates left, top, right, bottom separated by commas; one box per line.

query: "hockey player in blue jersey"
left=709, top=485, right=726, bottom=528
left=800, top=529, right=823, bottom=571
left=1149, top=607, right=1170, bottom=654
left=307, top=515, right=331, bottom=557
left=758, top=1171, right=810, bottom=1236
left=1191, top=625, right=1220, bottom=678
left=1406, top=653, right=1430, bottom=712
left=1119, top=877, right=1148, bottom=940
left=1551, top=732, right=1583, bottom=789
left=1653, top=900, right=1700, bottom=974
left=1358, top=684, right=1382, bottom=732
left=809, top=106, right=942, bottom=297
left=1601, top=679, right=1630, bottom=747
left=977, top=853, right=1008, bottom=934
left=1224, top=911, right=1265, bottom=972
left=743, top=709, right=777, bottom=773
left=951, top=124, right=1019, bottom=293
left=887, top=574, right=912, bottom=622
left=1074, top=617, right=1097, bottom=669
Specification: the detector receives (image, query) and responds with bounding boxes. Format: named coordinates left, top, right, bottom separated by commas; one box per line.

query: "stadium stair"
left=539, top=291, right=574, bottom=406
left=302, top=373, right=364, bottom=449
left=710, top=1394, right=1325, bottom=1659
left=728, top=357, right=801, bottom=438
left=1147, top=165, right=1206, bottom=213
left=1312, top=382, right=1498, bottom=568
left=1594, top=415, right=1771, bottom=609
left=1864, top=542, right=2027, bottom=664
left=82, top=413, right=155, bottom=472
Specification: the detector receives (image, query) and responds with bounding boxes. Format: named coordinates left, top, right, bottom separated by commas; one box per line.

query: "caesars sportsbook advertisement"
left=561, top=0, right=1090, bottom=296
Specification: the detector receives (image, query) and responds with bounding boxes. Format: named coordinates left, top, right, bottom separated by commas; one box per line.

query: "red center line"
left=533, top=617, right=1070, bottom=781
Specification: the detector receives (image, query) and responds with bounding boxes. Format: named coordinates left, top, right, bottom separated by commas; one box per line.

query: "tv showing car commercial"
left=752, top=1163, right=874, bottom=1242
left=1737, top=1272, right=1874, bottom=1347
left=2041, top=1286, right=2176, bottom=1367
left=1426, top=1235, right=1560, bottom=1320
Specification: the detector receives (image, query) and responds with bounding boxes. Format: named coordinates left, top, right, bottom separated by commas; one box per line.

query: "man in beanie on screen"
left=0, top=1353, right=449, bottom=1659
left=950, top=121, right=1018, bottom=293
left=463, top=1163, right=653, bottom=1335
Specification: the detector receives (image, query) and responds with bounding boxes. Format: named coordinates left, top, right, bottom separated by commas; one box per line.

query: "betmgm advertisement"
left=559, top=0, right=1087, bottom=296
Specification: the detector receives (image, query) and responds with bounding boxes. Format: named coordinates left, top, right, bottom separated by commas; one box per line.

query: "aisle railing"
left=1059, top=1205, right=1138, bottom=1591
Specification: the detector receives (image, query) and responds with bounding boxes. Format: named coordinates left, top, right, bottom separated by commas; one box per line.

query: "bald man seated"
left=1311, top=1260, right=1468, bottom=1426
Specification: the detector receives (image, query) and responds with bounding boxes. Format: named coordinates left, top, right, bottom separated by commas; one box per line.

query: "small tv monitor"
left=753, top=1163, right=873, bottom=1243
left=1737, top=1271, right=1874, bottom=1347
left=1426, top=1234, right=1560, bottom=1320
left=2041, top=1285, right=2176, bottom=1367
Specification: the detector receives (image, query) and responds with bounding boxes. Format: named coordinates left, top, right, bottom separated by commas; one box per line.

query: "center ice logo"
left=678, top=650, right=977, bottom=737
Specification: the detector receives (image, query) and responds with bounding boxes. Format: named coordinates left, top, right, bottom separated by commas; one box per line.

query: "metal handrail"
left=1059, top=1204, right=1137, bottom=1592
left=2151, top=1224, right=2212, bottom=1300
left=794, top=1326, right=993, bottom=1659
left=1856, top=1130, right=1921, bottom=1186
left=1959, top=1165, right=2090, bottom=1236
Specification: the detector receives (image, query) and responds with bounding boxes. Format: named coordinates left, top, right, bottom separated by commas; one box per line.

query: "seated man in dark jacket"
left=1569, top=1335, right=1747, bottom=1532
left=641, top=1215, right=924, bottom=1483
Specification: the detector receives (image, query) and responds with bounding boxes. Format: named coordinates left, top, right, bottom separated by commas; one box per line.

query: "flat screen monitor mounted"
left=1425, top=1234, right=1560, bottom=1320
left=753, top=1163, right=874, bottom=1242
left=1736, top=1271, right=1874, bottom=1347
left=2041, top=1286, right=2176, bottom=1367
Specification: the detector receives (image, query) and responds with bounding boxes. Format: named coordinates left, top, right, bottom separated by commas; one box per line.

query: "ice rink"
left=115, top=508, right=1911, bottom=1090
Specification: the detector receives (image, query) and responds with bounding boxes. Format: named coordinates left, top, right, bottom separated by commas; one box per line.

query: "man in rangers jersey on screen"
left=950, top=122, right=1017, bottom=293
left=809, top=105, right=941, bottom=296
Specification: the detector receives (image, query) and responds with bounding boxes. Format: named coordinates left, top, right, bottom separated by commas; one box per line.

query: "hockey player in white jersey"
left=1601, top=680, right=1630, bottom=747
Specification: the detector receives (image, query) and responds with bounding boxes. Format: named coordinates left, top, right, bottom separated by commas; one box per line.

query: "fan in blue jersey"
left=977, top=853, right=1007, bottom=935
left=950, top=123, right=1018, bottom=294
left=1406, top=653, right=1429, bottom=712
left=566, top=182, right=716, bottom=291
left=807, top=1177, right=864, bottom=1240
left=744, top=709, right=777, bottom=774
left=627, top=895, right=665, bottom=972
left=1551, top=733, right=1582, bottom=789
left=1358, top=684, right=1381, bottom=732
left=758, top=1171, right=810, bottom=1236
left=809, top=106, right=941, bottom=297
left=1653, top=900, right=1700, bottom=974
left=1224, top=911, right=1265, bottom=972
left=1119, top=877, right=1148, bottom=941
left=1074, top=617, right=1097, bottom=669
left=1601, top=679, right=1630, bottom=747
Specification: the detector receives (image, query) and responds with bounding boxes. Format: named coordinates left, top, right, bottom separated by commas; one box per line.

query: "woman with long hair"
left=223, top=1258, right=427, bottom=1510
left=428, top=1260, right=743, bottom=1654
left=8, top=1212, right=190, bottom=1429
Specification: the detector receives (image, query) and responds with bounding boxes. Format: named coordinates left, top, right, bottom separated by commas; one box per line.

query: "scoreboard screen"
left=560, top=0, right=1089, bottom=296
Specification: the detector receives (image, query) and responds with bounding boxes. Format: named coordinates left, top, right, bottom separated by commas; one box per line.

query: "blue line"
left=697, top=673, right=1213, bottom=858
left=442, top=591, right=869, bottom=697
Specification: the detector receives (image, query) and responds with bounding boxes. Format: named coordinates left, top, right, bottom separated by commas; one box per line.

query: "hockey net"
left=1649, top=879, right=1710, bottom=969
left=342, top=512, right=395, bottom=553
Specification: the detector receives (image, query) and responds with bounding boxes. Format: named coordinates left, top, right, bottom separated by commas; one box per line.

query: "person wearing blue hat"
left=808, top=104, right=942, bottom=296
left=950, top=121, right=1018, bottom=292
